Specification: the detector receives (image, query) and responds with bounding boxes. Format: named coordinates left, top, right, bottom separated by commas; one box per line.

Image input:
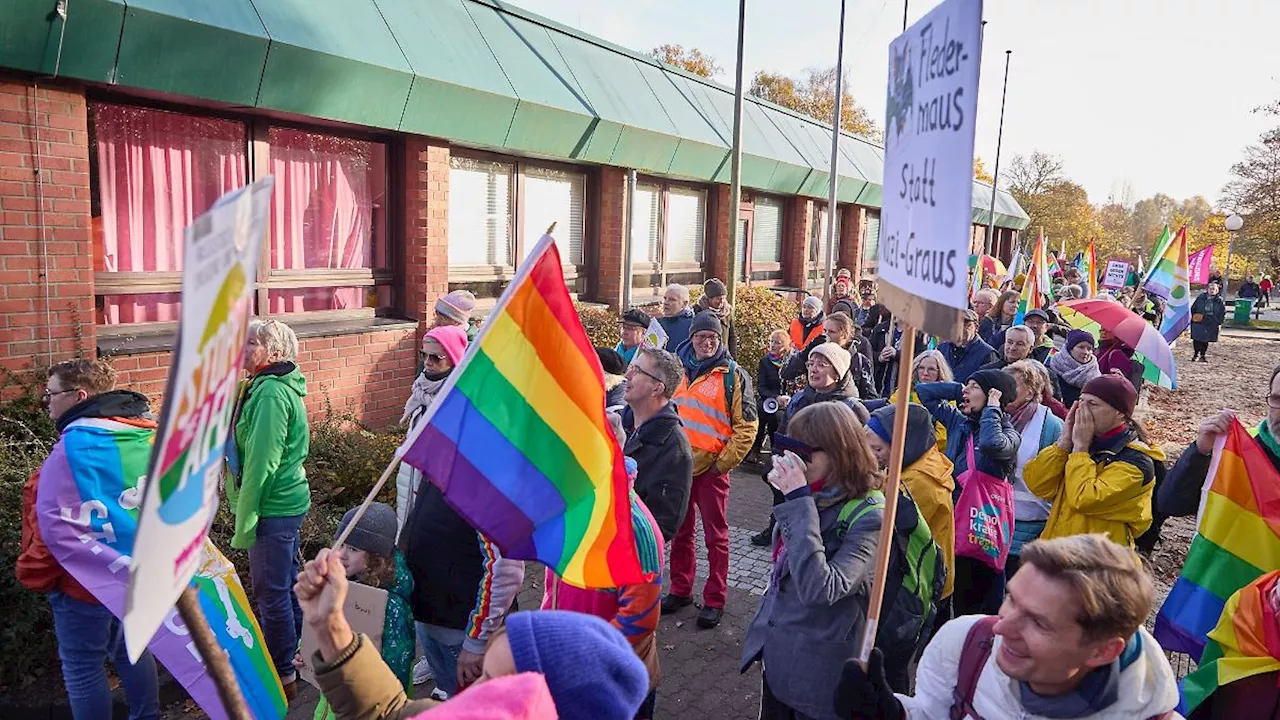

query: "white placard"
left=1102, top=260, right=1131, bottom=289
left=630, top=318, right=669, bottom=366
left=878, top=0, right=983, bottom=339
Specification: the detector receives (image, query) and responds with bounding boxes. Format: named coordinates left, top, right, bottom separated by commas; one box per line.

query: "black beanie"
left=690, top=311, right=723, bottom=337
left=968, top=369, right=1017, bottom=412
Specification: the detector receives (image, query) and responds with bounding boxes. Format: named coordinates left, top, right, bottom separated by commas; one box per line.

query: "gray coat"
left=740, top=492, right=882, bottom=719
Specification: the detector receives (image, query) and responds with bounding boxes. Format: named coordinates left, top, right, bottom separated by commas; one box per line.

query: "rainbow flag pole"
left=1154, top=418, right=1280, bottom=661
left=1085, top=238, right=1098, bottom=298
left=1014, top=230, right=1047, bottom=323
left=344, top=228, right=643, bottom=590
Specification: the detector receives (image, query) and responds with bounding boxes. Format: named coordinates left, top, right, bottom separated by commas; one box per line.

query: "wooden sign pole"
left=857, top=327, right=918, bottom=665
left=176, top=585, right=253, bottom=720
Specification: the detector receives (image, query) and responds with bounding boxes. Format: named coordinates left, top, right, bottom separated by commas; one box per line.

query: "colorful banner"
left=36, top=419, right=286, bottom=720
left=1177, top=570, right=1280, bottom=716
left=1157, top=229, right=1192, bottom=343
left=1014, top=230, right=1047, bottom=323
left=125, top=179, right=274, bottom=661
left=1084, top=240, right=1098, bottom=298
left=1188, top=244, right=1215, bottom=285
left=631, top=318, right=669, bottom=367
left=1143, top=226, right=1187, bottom=301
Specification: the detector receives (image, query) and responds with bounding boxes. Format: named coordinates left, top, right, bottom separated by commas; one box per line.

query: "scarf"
left=766, top=351, right=785, bottom=369
left=401, top=370, right=449, bottom=424
left=1008, top=399, right=1043, bottom=433
left=1259, top=420, right=1280, bottom=461
left=1018, top=633, right=1143, bottom=718
left=1049, top=349, right=1101, bottom=389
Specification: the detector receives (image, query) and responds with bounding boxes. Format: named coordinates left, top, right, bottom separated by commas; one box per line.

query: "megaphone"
left=763, top=397, right=779, bottom=414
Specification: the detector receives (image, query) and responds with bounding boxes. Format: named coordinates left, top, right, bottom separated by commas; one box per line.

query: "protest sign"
left=1102, top=260, right=1130, bottom=289
left=1188, top=244, right=1214, bottom=285
left=877, top=0, right=983, bottom=340
left=297, top=582, right=388, bottom=688
left=125, top=178, right=274, bottom=661
left=630, top=318, right=669, bottom=366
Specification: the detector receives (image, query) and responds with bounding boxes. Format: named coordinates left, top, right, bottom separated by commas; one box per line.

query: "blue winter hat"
left=505, top=610, right=649, bottom=720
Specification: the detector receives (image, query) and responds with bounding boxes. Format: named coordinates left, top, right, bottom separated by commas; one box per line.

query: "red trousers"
left=669, top=468, right=731, bottom=609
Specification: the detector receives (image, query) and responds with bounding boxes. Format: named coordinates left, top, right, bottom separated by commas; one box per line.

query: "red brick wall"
left=783, top=197, right=811, bottom=287
left=840, top=204, right=864, bottom=276
left=0, top=78, right=94, bottom=373
left=404, top=138, right=450, bottom=332
left=595, top=167, right=627, bottom=310
left=708, top=185, right=731, bottom=283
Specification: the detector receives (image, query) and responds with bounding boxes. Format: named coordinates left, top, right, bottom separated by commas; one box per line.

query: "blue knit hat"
left=505, top=610, right=648, bottom=720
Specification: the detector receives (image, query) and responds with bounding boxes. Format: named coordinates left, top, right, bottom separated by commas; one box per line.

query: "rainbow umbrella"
left=968, top=254, right=1008, bottom=278
left=1055, top=298, right=1178, bottom=389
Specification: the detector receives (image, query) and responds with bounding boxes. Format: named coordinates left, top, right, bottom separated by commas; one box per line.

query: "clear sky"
left=510, top=0, right=1279, bottom=208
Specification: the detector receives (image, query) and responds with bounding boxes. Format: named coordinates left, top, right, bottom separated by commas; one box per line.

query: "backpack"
left=836, top=488, right=947, bottom=663
left=950, top=617, right=1175, bottom=720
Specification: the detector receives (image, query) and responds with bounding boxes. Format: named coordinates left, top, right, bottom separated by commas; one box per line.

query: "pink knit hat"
left=425, top=325, right=468, bottom=366
left=409, top=672, right=557, bottom=720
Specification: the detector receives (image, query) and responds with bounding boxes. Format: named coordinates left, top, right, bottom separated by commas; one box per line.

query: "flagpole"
left=983, top=50, right=1011, bottom=259
left=725, top=0, right=747, bottom=305
left=822, top=0, right=847, bottom=306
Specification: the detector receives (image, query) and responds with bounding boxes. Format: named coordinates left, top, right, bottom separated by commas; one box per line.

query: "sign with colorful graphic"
left=125, top=178, right=274, bottom=661
left=630, top=318, right=669, bottom=366
left=878, top=0, right=984, bottom=339
left=36, top=418, right=286, bottom=719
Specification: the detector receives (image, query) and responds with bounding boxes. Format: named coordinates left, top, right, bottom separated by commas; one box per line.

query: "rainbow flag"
left=1143, top=225, right=1186, bottom=301
left=35, top=418, right=285, bottom=719
left=1157, top=228, right=1191, bottom=343
left=1014, top=230, right=1047, bottom=323
left=969, top=257, right=984, bottom=303
left=1083, top=239, right=1098, bottom=297
left=1141, top=225, right=1173, bottom=287
left=400, top=234, right=642, bottom=589
left=1177, top=569, right=1280, bottom=715
left=1154, top=418, right=1280, bottom=660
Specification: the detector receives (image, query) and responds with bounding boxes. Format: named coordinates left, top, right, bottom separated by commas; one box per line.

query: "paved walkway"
left=282, top=461, right=780, bottom=720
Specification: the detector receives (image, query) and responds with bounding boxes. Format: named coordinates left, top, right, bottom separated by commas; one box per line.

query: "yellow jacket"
left=900, top=448, right=956, bottom=598
left=1023, top=440, right=1167, bottom=549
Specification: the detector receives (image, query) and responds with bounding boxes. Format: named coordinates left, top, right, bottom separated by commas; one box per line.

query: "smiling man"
left=833, top=534, right=1180, bottom=720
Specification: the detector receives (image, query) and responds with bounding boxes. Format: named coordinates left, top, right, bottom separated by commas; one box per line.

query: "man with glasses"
left=18, top=359, right=161, bottom=719
left=622, top=348, right=695, bottom=541
left=663, top=312, right=757, bottom=629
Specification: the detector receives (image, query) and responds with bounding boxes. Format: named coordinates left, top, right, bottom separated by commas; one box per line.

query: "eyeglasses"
left=692, top=333, right=720, bottom=344
left=421, top=351, right=447, bottom=364
left=42, top=388, right=76, bottom=401
left=1267, top=394, right=1280, bottom=409
left=627, top=364, right=664, bottom=386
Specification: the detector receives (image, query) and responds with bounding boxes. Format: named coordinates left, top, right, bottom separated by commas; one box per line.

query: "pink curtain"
left=93, top=103, right=247, bottom=324
left=267, top=128, right=385, bottom=314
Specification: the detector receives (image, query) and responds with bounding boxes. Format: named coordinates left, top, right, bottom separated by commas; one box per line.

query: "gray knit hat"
left=336, top=502, right=398, bottom=559
left=703, top=278, right=727, bottom=298
left=690, top=311, right=723, bottom=338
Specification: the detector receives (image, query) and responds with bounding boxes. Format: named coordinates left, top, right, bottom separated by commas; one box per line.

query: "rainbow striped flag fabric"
left=1141, top=225, right=1173, bottom=288
left=1014, top=230, right=1047, bottom=323
left=1154, top=418, right=1280, bottom=661
left=1156, top=228, right=1192, bottom=343
left=1143, top=225, right=1187, bottom=302
left=1177, top=569, right=1280, bottom=715
left=1084, top=239, right=1098, bottom=297
left=400, top=234, right=642, bottom=589
left=36, top=417, right=286, bottom=719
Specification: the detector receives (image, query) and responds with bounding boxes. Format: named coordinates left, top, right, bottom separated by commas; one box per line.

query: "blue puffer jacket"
left=914, top=381, right=1020, bottom=487
left=937, top=338, right=998, bottom=383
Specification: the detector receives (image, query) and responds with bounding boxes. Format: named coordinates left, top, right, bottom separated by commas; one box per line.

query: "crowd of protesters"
left=16, top=259, right=1280, bottom=720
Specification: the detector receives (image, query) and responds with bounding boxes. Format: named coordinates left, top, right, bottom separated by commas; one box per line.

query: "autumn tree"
left=1221, top=103, right=1280, bottom=276
left=1005, top=151, right=1065, bottom=197
left=749, top=67, right=880, bottom=140
left=651, top=45, right=722, bottom=78
left=974, top=157, right=993, bottom=183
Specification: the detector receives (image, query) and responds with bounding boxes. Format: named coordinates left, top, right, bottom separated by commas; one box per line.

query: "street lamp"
left=1225, top=213, right=1243, bottom=296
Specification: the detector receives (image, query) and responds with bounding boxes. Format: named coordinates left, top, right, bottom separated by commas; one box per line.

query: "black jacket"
left=1159, top=438, right=1280, bottom=518
left=623, top=403, right=695, bottom=540
left=757, top=355, right=785, bottom=400
left=403, top=482, right=487, bottom=630
left=868, top=322, right=926, bottom=398
left=937, top=337, right=999, bottom=383
left=1191, top=293, right=1228, bottom=343
left=779, top=372, right=868, bottom=434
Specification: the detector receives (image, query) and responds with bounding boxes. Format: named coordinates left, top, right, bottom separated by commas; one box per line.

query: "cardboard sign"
left=1102, top=260, right=1130, bottom=289
left=124, top=178, right=274, bottom=660
left=877, top=0, right=984, bottom=340
left=297, top=582, right=388, bottom=688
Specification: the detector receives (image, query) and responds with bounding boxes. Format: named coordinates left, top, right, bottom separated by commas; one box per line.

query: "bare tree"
left=1005, top=151, right=1066, bottom=197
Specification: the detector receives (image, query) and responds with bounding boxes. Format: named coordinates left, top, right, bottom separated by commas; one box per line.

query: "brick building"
left=0, top=0, right=1028, bottom=427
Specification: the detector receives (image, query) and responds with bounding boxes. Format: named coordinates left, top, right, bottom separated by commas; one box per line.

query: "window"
left=810, top=205, right=841, bottom=285
left=264, top=128, right=390, bottom=315
left=862, top=209, right=881, bottom=268
left=630, top=184, right=661, bottom=264
left=666, top=187, right=706, bottom=264
left=522, top=165, right=586, bottom=266
left=90, top=103, right=247, bottom=325
left=448, top=156, right=513, bottom=268
left=751, top=197, right=784, bottom=264
left=89, top=102, right=396, bottom=328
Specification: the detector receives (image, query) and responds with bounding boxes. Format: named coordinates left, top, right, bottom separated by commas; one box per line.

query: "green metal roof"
left=0, top=0, right=1029, bottom=229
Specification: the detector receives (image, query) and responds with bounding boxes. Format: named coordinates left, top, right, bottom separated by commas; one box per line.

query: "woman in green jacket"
left=227, top=318, right=312, bottom=696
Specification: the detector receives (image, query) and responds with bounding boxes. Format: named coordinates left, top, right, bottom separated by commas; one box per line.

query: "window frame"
left=739, top=191, right=786, bottom=282
left=631, top=176, right=710, bottom=292
left=87, top=95, right=402, bottom=337
left=446, top=149, right=589, bottom=285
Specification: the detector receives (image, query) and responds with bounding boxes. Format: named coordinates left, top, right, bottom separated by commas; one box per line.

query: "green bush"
left=576, top=303, right=621, bottom=349
left=0, top=368, right=59, bottom=688
left=727, top=286, right=799, bottom=382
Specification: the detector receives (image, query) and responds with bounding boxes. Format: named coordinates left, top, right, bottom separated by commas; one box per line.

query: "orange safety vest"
left=789, top=317, right=823, bottom=350
left=672, top=367, right=735, bottom=455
